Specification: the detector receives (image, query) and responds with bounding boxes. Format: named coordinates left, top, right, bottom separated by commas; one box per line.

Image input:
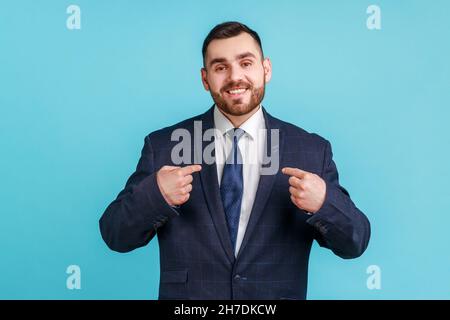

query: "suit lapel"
left=236, top=107, right=284, bottom=261
left=198, top=106, right=236, bottom=264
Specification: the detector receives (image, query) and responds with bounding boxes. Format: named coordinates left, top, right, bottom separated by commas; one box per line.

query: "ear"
left=201, top=68, right=210, bottom=91
left=263, top=58, right=272, bottom=84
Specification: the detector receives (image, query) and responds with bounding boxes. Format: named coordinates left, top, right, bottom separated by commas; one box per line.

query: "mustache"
left=221, top=81, right=252, bottom=92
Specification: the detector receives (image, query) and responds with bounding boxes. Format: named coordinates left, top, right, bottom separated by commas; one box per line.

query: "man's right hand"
left=156, top=165, right=202, bottom=206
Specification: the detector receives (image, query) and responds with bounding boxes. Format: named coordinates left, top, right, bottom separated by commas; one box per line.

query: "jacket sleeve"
left=306, top=139, right=371, bottom=259
left=99, top=134, right=180, bottom=253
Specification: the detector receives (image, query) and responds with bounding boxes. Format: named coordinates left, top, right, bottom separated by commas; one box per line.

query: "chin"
left=227, top=104, right=254, bottom=116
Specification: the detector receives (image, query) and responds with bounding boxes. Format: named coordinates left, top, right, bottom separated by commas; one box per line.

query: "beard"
left=210, top=80, right=265, bottom=116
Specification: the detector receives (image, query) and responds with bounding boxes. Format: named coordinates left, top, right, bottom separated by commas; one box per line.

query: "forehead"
left=205, top=32, right=262, bottom=62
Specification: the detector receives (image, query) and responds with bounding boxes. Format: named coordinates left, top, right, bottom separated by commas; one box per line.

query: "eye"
left=241, top=61, right=253, bottom=68
left=215, top=65, right=227, bottom=72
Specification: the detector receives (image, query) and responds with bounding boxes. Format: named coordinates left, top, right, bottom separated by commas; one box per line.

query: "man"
left=99, top=21, right=370, bottom=300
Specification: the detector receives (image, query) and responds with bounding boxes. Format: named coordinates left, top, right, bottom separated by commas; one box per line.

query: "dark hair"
left=202, top=21, right=264, bottom=67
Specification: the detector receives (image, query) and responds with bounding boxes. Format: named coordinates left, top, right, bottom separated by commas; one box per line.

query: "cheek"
left=206, top=74, right=226, bottom=92
left=247, top=69, right=265, bottom=87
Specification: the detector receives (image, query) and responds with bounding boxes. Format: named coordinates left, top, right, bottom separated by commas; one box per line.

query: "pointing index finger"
left=282, top=167, right=308, bottom=179
left=179, top=164, right=202, bottom=176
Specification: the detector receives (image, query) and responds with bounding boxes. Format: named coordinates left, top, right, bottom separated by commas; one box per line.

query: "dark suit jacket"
left=99, top=106, right=370, bottom=300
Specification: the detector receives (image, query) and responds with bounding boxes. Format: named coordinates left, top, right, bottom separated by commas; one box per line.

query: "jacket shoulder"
left=144, top=112, right=204, bottom=148
left=271, top=115, right=330, bottom=148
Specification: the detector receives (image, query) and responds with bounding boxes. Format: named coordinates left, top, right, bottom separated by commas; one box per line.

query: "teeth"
left=229, top=88, right=246, bottom=94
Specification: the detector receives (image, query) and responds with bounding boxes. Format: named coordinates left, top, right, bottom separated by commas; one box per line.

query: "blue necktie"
left=220, top=128, right=245, bottom=252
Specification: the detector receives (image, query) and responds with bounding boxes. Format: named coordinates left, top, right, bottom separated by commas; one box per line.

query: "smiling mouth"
left=225, top=87, right=249, bottom=97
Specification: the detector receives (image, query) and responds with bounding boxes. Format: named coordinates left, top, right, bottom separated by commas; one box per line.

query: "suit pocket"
left=159, top=270, right=188, bottom=300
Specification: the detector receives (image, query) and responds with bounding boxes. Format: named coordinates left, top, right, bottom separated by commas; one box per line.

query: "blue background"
left=1, top=0, right=449, bottom=299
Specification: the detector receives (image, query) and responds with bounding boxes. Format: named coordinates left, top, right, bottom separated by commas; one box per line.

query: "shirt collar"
left=213, top=104, right=265, bottom=140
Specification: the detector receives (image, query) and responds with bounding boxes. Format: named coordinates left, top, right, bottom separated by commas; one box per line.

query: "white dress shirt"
left=213, top=105, right=266, bottom=257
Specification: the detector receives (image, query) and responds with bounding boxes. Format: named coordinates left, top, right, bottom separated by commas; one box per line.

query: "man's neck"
left=218, top=105, right=261, bottom=128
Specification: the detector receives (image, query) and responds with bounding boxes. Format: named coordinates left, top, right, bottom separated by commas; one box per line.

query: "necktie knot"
left=226, top=128, right=245, bottom=165
left=229, top=127, right=245, bottom=142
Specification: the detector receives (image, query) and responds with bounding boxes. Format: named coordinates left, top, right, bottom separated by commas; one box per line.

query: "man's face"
left=201, top=32, right=272, bottom=117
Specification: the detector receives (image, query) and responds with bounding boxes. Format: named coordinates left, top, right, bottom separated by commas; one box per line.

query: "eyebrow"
left=208, top=51, right=257, bottom=68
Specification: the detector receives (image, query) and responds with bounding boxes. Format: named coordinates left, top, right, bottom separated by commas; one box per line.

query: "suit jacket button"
left=234, top=274, right=241, bottom=280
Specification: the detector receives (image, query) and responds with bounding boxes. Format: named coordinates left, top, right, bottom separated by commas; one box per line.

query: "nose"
left=228, top=64, right=245, bottom=83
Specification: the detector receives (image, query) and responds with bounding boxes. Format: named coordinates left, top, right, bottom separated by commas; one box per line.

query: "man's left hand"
left=282, top=167, right=326, bottom=214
